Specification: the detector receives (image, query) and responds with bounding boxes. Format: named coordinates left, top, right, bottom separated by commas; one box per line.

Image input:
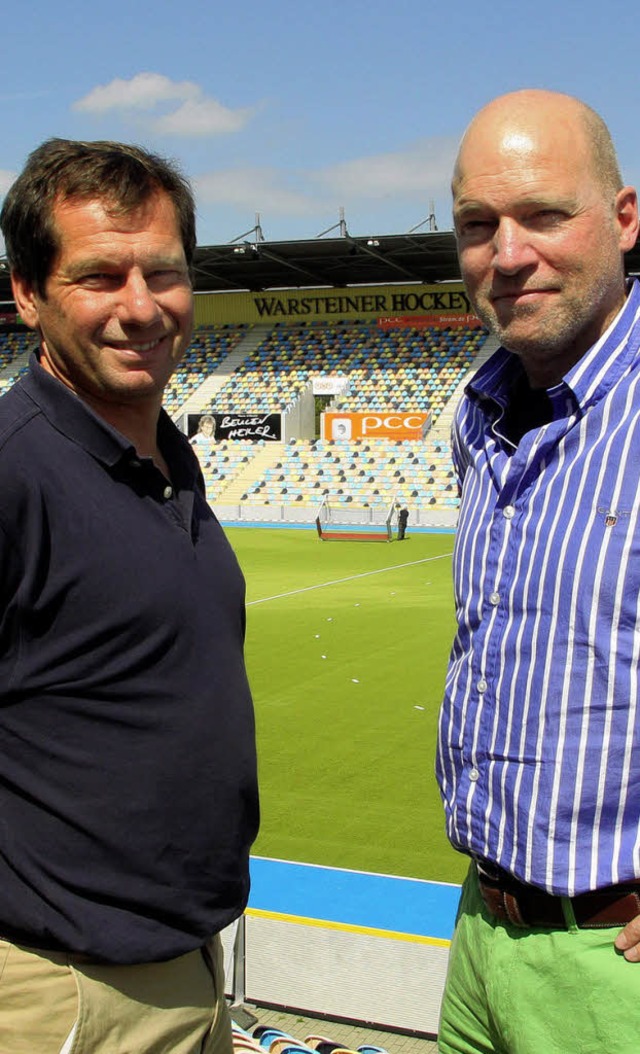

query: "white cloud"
left=313, top=138, right=457, bottom=201
left=73, top=73, right=255, bottom=138
left=196, top=168, right=319, bottom=215
left=152, top=98, right=253, bottom=137
left=193, top=137, right=455, bottom=226
left=74, top=73, right=199, bottom=113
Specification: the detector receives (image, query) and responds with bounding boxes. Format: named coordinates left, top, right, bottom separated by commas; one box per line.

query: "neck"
left=86, top=396, right=164, bottom=461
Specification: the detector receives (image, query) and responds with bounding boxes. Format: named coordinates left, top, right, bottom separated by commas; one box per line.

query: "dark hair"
left=0, top=138, right=197, bottom=296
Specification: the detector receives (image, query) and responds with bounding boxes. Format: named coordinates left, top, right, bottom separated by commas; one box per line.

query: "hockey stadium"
left=3, top=229, right=640, bottom=1046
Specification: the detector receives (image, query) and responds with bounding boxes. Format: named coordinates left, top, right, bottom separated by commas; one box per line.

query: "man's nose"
left=116, top=270, right=162, bottom=325
left=493, top=219, right=538, bottom=275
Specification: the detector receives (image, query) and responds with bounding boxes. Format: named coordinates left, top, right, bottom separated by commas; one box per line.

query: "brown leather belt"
left=475, top=861, right=640, bottom=929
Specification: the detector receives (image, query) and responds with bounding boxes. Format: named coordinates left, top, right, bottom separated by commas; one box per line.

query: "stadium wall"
left=194, top=282, right=471, bottom=326
left=221, top=858, right=460, bottom=1038
left=212, top=504, right=458, bottom=530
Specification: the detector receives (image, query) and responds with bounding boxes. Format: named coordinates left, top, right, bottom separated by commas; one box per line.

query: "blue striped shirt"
left=437, top=279, right=640, bottom=897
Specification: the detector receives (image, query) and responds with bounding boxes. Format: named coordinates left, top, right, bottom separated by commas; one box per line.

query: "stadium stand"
left=231, top=1020, right=423, bottom=1054
left=231, top=1015, right=438, bottom=1054
left=162, top=323, right=248, bottom=414
left=190, top=321, right=489, bottom=521
left=203, top=321, right=484, bottom=417
left=229, top=437, right=458, bottom=510
left=194, top=439, right=268, bottom=506
left=0, top=330, right=36, bottom=395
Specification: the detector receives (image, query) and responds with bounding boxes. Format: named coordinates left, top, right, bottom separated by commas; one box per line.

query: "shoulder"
left=0, top=382, right=41, bottom=453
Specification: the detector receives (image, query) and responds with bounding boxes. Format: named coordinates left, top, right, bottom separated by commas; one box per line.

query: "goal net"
left=315, top=497, right=395, bottom=542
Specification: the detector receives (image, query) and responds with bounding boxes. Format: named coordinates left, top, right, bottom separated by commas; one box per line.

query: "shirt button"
left=163, top=485, right=173, bottom=499
left=477, top=678, right=488, bottom=693
left=503, top=505, right=515, bottom=519
left=130, top=459, right=141, bottom=470
left=469, top=767, right=480, bottom=782
left=489, top=591, right=500, bottom=605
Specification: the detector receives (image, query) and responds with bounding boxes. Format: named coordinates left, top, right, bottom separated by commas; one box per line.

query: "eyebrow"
left=65, top=253, right=187, bottom=278
left=454, top=194, right=578, bottom=219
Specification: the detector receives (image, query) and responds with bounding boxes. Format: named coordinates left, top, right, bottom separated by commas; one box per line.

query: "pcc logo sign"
left=322, top=411, right=430, bottom=441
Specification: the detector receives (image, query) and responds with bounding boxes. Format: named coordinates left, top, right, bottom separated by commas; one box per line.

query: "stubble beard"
left=473, top=271, right=623, bottom=373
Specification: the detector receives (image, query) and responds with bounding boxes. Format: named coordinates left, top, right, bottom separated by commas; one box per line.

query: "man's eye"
left=531, top=210, right=567, bottom=227
left=79, top=273, right=117, bottom=284
left=458, top=219, right=495, bottom=237
left=147, top=269, right=183, bottom=285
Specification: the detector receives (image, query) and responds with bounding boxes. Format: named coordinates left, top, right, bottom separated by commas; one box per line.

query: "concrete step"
left=212, top=442, right=284, bottom=503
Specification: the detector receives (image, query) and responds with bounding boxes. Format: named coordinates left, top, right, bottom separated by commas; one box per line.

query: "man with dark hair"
left=1, top=137, right=197, bottom=297
left=437, top=90, right=640, bottom=1052
left=0, top=139, right=259, bottom=1052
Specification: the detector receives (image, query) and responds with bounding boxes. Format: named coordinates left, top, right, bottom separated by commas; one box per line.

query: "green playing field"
left=228, top=527, right=468, bottom=885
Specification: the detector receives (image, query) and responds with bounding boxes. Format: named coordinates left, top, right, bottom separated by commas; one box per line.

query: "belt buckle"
left=475, top=860, right=528, bottom=927
left=475, top=860, right=561, bottom=928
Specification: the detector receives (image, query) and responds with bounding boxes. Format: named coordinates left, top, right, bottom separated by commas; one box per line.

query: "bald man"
left=436, top=90, right=640, bottom=1053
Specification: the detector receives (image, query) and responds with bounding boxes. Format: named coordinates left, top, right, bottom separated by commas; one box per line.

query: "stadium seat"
left=253, top=1028, right=295, bottom=1049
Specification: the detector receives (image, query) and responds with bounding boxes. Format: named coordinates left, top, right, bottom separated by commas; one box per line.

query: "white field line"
left=247, top=552, right=453, bottom=606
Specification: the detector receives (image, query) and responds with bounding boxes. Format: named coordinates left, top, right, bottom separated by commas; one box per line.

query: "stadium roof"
left=190, top=230, right=463, bottom=293
left=2, top=229, right=640, bottom=304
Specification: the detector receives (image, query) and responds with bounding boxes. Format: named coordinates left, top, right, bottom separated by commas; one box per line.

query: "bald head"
left=453, top=90, right=622, bottom=201
left=450, top=89, right=639, bottom=385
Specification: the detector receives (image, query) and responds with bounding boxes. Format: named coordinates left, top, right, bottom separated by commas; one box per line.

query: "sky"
left=1, top=0, right=638, bottom=253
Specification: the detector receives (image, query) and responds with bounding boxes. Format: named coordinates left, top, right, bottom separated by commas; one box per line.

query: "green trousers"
left=438, top=864, right=640, bottom=1054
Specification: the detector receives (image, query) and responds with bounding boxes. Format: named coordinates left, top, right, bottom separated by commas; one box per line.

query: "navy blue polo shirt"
left=0, top=356, right=259, bottom=963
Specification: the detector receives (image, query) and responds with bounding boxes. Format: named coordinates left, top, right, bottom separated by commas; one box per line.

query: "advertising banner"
left=193, top=282, right=472, bottom=326
left=322, top=411, right=431, bottom=441
left=189, top=412, right=282, bottom=442
left=377, top=313, right=482, bottom=330
left=312, top=376, right=350, bottom=395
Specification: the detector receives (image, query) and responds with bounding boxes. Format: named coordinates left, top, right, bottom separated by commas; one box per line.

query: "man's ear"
left=615, top=186, right=640, bottom=253
left=11, top=272, right=41, bottom=331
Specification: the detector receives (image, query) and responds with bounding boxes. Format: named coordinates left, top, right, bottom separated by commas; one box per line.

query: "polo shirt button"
left=489, top=591, right=500, bottom=605
left=503, top=505, right=515, bottom=519
left=469, top=767, right=480, bottom=782
left=163, top=485, right=173, bottom=499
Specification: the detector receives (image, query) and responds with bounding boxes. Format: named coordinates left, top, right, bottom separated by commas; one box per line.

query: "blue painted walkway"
left=249, top=857, right=461, bottom=942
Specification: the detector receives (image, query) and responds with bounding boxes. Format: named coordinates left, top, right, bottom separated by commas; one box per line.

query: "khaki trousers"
left=0, top=933, right=232, bottom=1054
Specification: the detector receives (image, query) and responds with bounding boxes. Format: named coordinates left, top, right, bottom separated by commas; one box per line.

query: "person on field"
left=437, top=89, right=640, bottom=1053
left=397, top=505, right=409, bottom=540
left=0, top=138, right=259, bottom=1053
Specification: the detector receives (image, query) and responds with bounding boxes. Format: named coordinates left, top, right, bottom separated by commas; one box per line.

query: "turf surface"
left=229, top=527, right=468, bottom=886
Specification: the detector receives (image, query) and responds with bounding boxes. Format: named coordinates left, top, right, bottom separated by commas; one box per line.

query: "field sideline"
left=228, top=528, right=468, bottom=886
